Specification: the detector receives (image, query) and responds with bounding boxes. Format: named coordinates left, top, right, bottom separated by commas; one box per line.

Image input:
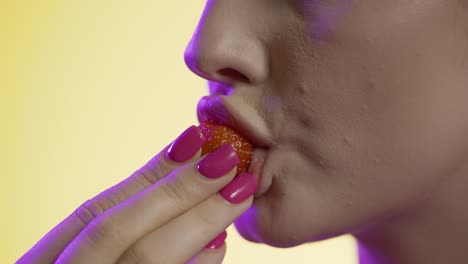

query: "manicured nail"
left=205, top=230, right=227, bottom=250
left=197, top=144, right=240, bottom=179
left=219, top=172, right=257, bottom=204
left=166, top=125, right=206, bottom=163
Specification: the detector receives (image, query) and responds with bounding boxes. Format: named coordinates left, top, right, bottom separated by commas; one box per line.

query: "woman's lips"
left=196, top=95, right=275, bottom=197
left=248, top=147, right=271, bottom=198
left=197, top=95, right=275, bottom=148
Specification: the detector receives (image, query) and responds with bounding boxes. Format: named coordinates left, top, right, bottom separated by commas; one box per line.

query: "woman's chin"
left=233, top=205, right=305, bottom=248
left=232, top=206, right=261, bottom=243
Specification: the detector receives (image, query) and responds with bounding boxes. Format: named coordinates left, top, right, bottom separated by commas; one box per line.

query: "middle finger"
left=117, top=172, right=258, bottom=264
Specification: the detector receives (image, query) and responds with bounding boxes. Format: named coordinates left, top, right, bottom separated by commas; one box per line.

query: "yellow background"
left=3, top=1, right=357, bottom=263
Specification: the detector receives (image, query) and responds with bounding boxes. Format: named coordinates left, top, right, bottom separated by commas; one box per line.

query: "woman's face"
left=185, top=0, right=468, bottom=247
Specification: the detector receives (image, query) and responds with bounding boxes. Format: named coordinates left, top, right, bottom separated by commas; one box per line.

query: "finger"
left=187, top=232, right=227, bottom=264
left=117, top=173, right=256, bottom=264
left=56, top=144, right=240, bottom=264
left=17, top=125, right=205, bottom=264
left=16, top=150, right=174, bottom=264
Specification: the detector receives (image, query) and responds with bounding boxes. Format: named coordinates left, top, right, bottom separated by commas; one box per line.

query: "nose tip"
left=184, top=40, right=255, bottom=85
left=183, top=27, right=268, bottom=86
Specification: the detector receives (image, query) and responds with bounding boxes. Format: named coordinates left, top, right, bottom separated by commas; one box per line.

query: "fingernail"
left=219, top=172, right=257, bottom=204
left=166, top=125, right=206, bottom=163
left=197, top=144, right=240, bottom=179
left=205, top=230, right=227, bottom=250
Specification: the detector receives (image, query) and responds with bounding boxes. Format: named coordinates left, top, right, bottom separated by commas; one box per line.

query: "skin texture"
left=184, top=0, right=468, bottom=263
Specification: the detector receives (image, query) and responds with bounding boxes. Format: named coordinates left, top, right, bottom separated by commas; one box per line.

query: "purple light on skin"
left=15, top=212, right=87, bottom=263
left=303, top=0, right=354, bottom=40
left=357, top=240, right=390, bottom=264
left=233, top=204, right=263, bottom=243
left=208, top=81, right=231, bottom=96
left=183, top=0, right=216, bottom=79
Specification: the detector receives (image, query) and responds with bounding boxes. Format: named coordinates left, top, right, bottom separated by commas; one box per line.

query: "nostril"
left=216, top=68, right=249, bottom=83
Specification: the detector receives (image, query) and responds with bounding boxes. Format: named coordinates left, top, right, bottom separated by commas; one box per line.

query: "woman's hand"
left=17, top=125, right=257, bottom=264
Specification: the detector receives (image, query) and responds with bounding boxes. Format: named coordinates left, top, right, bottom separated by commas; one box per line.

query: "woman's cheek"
left=296, top=0, right=354, bottom=39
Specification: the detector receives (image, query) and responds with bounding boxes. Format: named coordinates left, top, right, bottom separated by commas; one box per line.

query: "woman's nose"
left=183, top=1, right=269, bottom=85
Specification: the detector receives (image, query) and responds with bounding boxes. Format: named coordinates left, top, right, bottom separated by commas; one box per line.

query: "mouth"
left=197, top=95, right=275, bottom=197
left=197, top=95, right=274, bottom=148
left=248, top=147, right=271, bottom=197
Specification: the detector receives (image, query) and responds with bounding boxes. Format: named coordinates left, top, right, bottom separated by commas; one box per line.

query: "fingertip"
left=187, top=242, right=227, bottom=264
left=204, top=230, right=227, bottom=250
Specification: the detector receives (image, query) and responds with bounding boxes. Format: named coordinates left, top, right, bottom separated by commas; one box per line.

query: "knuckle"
left=74, top=200, right=96, bottom=226
left=159, top=180, right=189, bottom=206
left=146, top=152, right=176, bottom=180
left=83, top=214, right=124, bottom=246
left=132, top=166, right=159, bottom=188
left=74, top=199, right=105, bottom=225
left=73, top=192, right=121, bottom=226
left=132, top=150, right=178, bottom=188
left=157, top=157, right=175, bottom=177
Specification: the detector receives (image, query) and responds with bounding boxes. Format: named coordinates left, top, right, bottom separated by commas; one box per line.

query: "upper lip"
left=196, top=95, right=275, bottom=149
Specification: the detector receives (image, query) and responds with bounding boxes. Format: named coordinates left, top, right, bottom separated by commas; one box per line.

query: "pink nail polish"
left=219, top=173, right=257, bottom=204
left=166, top=126, right=206, bottom=163
left=197, top=144, right=240, bottom=179
left=205, top=230, right=227, bottom=250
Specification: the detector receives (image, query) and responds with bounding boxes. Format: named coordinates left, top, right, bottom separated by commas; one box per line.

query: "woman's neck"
left=354, top=158, right=468, bottom=264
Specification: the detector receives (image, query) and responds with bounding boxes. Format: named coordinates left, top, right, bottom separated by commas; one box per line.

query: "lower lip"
left=247, top=147, right=269, bottom=197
